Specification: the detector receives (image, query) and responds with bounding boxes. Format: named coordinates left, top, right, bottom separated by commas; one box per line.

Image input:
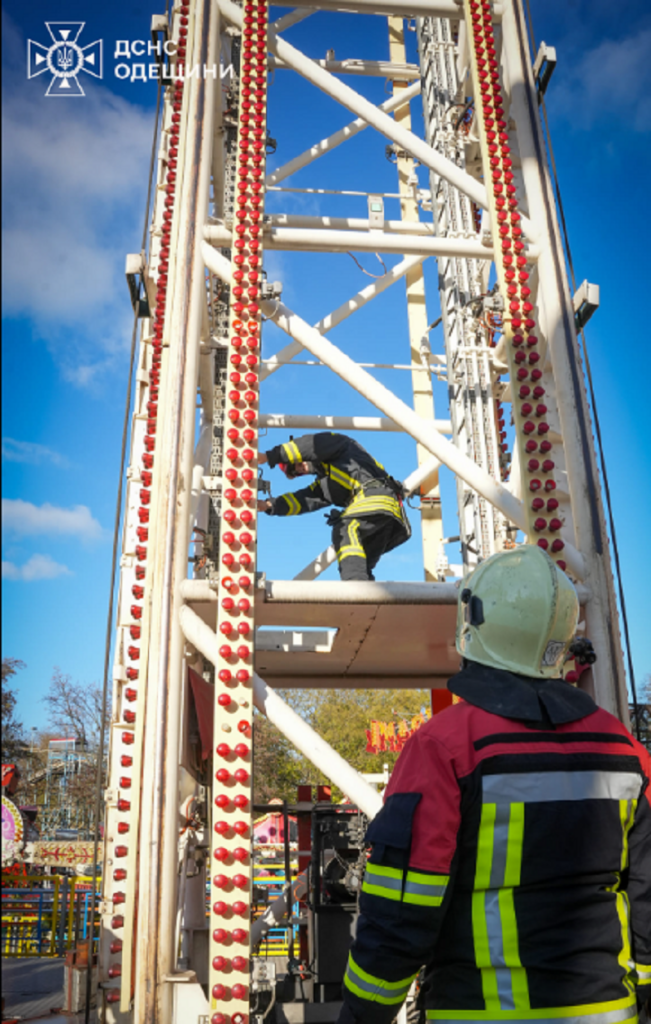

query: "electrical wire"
left=346, top=251, right=389, bottom=278
left=84, top=80, right=164, bottom=1024
left=522, top=0, right=641, bottom=739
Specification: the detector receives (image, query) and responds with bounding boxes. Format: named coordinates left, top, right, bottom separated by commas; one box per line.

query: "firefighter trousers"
left=332, top=513, right=408, bottom=581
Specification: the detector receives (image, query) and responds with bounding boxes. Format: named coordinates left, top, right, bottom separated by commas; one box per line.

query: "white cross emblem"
left=27, top=23, right=103, bottom=97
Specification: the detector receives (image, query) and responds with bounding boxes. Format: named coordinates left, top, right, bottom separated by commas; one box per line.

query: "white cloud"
left=2, top=554, right=73, bottom=581
left=554, top=30, right=651, bottom=132
left=2, top=438, right=70, bottom=467
left=1, top=13, right=154, bottom=384
left=2, top=499, right=104, bottom=541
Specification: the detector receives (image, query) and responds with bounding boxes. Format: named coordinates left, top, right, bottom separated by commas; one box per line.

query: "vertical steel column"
left=154, top=0, right=220, bottom=1015
left=388, top=17, right=443, bottom=580
left=498, top=0, right=627, bottom=716
left=207, top=2, right=269, bottom=1021
left=416, top=14, right=505, bottom=570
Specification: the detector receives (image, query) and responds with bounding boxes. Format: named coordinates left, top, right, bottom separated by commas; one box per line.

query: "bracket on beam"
left=150, top=13, right=173, bottom=87
left=533, top=42, right=557, bottom=103
left=125, top=253, right=151, bottom=319
left=573, top=280, right=600, bottom=331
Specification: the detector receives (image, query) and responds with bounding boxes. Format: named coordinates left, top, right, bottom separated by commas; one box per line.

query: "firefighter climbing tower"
left=99, top=0, right=629, bottom=1020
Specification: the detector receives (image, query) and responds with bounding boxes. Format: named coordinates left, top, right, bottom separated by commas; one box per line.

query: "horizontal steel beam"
left=206, top=224, right=496, bottom=259
left=260, top=413, right=453, bottom=433
left=269, top=56, right=420, bottom=78
left=264, top=579, right=461, bottom=603
left=209, top=214, right=437, bottom=236
left=263, top=578, right=590, bottom=604
left=269, top=0, right=499, bottom=17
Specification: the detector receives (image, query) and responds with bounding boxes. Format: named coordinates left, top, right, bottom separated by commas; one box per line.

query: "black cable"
left=84, top=81, right=164, bottom=1023
left=522, top=0, right=641, bottom=739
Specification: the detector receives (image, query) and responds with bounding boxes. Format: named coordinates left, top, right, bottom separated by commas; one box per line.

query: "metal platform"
left=184, top=579, right=461, bottom=689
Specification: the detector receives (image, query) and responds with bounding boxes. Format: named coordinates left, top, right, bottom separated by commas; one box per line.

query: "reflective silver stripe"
left=363, top=866, right=402, bottom=894
left=483, top=891, right=518, bottom=1010
left=489, top=802, right=511, bottom=888
left=426, top=1002, right=637, bottom=1023
left=482, top=772, right=642, bottom=804
left=403, top=878, right=447, bottom=900
left=636, top=962, right=651, bottom=982
left=345, top=957, right=414, bottom=1004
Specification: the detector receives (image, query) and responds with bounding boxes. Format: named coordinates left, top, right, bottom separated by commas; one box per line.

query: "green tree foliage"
left=252, top=710, right=305, bottom=806
left=252, top=688, right=432, bottom=805
left=1, top=658, right=27, bottom=764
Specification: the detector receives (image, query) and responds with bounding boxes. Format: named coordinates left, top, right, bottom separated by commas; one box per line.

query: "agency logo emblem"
left=27, top=23, right=102, bottom=96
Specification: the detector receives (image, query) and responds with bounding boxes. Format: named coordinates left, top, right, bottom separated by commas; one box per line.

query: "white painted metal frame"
left=100, top=0, right=630, bottom=1020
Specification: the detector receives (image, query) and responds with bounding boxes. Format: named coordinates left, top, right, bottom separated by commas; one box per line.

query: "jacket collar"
left=447, top=660, right=597, bottom=727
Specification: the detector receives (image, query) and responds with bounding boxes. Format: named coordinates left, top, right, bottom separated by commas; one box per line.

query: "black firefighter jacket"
left=264, top=432, right=408, bottom=537
left=338, top=662, right=651, bottom=1024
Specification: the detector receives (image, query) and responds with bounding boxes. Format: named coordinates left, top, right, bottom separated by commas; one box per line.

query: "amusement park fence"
left=1, top=876, right=99, bottom=958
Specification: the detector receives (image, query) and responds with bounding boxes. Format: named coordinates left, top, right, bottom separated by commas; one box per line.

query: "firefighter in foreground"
left=337, top=545, right=651, bottom=1023
left=257, top=432, right=410, bottom=581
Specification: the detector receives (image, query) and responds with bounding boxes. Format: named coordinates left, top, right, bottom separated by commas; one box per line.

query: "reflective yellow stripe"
left=344, top=953, right=416, bottom=1005
left=475, top=802, right=496, bottom=889
left=635, top=961, right=651, bottom=984
left=337, top=519, right=365, bottom=562
left=425, top=994, right=637, bottom=1020
left=344, top=495, right=402, bottom=520
left=338, top=548, right=365, bottom=561
left=362, top=863, right=403, bottom=901
left=282, top=441, right=302, bottom=463
left=473, top=802, right=529, bottom=1011
left=364, top=863, right=402, bottom=880
left=281, top=493, right=301, bottom=515
left=605, top=879, right=635, bottom=996
left=501, top=804, right=529, bottom=1006
left=473, top=803, right=498, bottom=1005
left=619, top=799, right=637, bottom=871
left=472, top=890, right=499, bottom=1004
left=363, top=863, right=449, bottom=906
left=498, top=888, right=529, bottom=1006
left=327, top=464, right=356, bottom=490
left=404, top=870, right=448, bottom=907
left=614, top=802, right=637, bottom=995
left=503, top=803, right=525, bottom=887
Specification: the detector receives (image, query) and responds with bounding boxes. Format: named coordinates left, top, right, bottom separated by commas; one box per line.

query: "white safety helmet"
left=455, top=545, right=579, bottom=678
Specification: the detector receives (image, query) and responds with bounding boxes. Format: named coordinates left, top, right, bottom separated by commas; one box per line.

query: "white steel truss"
left=98, top=1, right=630, bottom=1021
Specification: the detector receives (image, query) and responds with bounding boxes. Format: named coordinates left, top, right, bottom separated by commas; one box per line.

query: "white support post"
left=293, top=545, right=338, bottom=581
left=403, top=454, right=441, bottom=497
left=270, top=7, right=313, bottom=32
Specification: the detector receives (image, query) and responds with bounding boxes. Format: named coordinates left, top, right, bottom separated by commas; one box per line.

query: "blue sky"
left=2, top=0, right=650, bottom=733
